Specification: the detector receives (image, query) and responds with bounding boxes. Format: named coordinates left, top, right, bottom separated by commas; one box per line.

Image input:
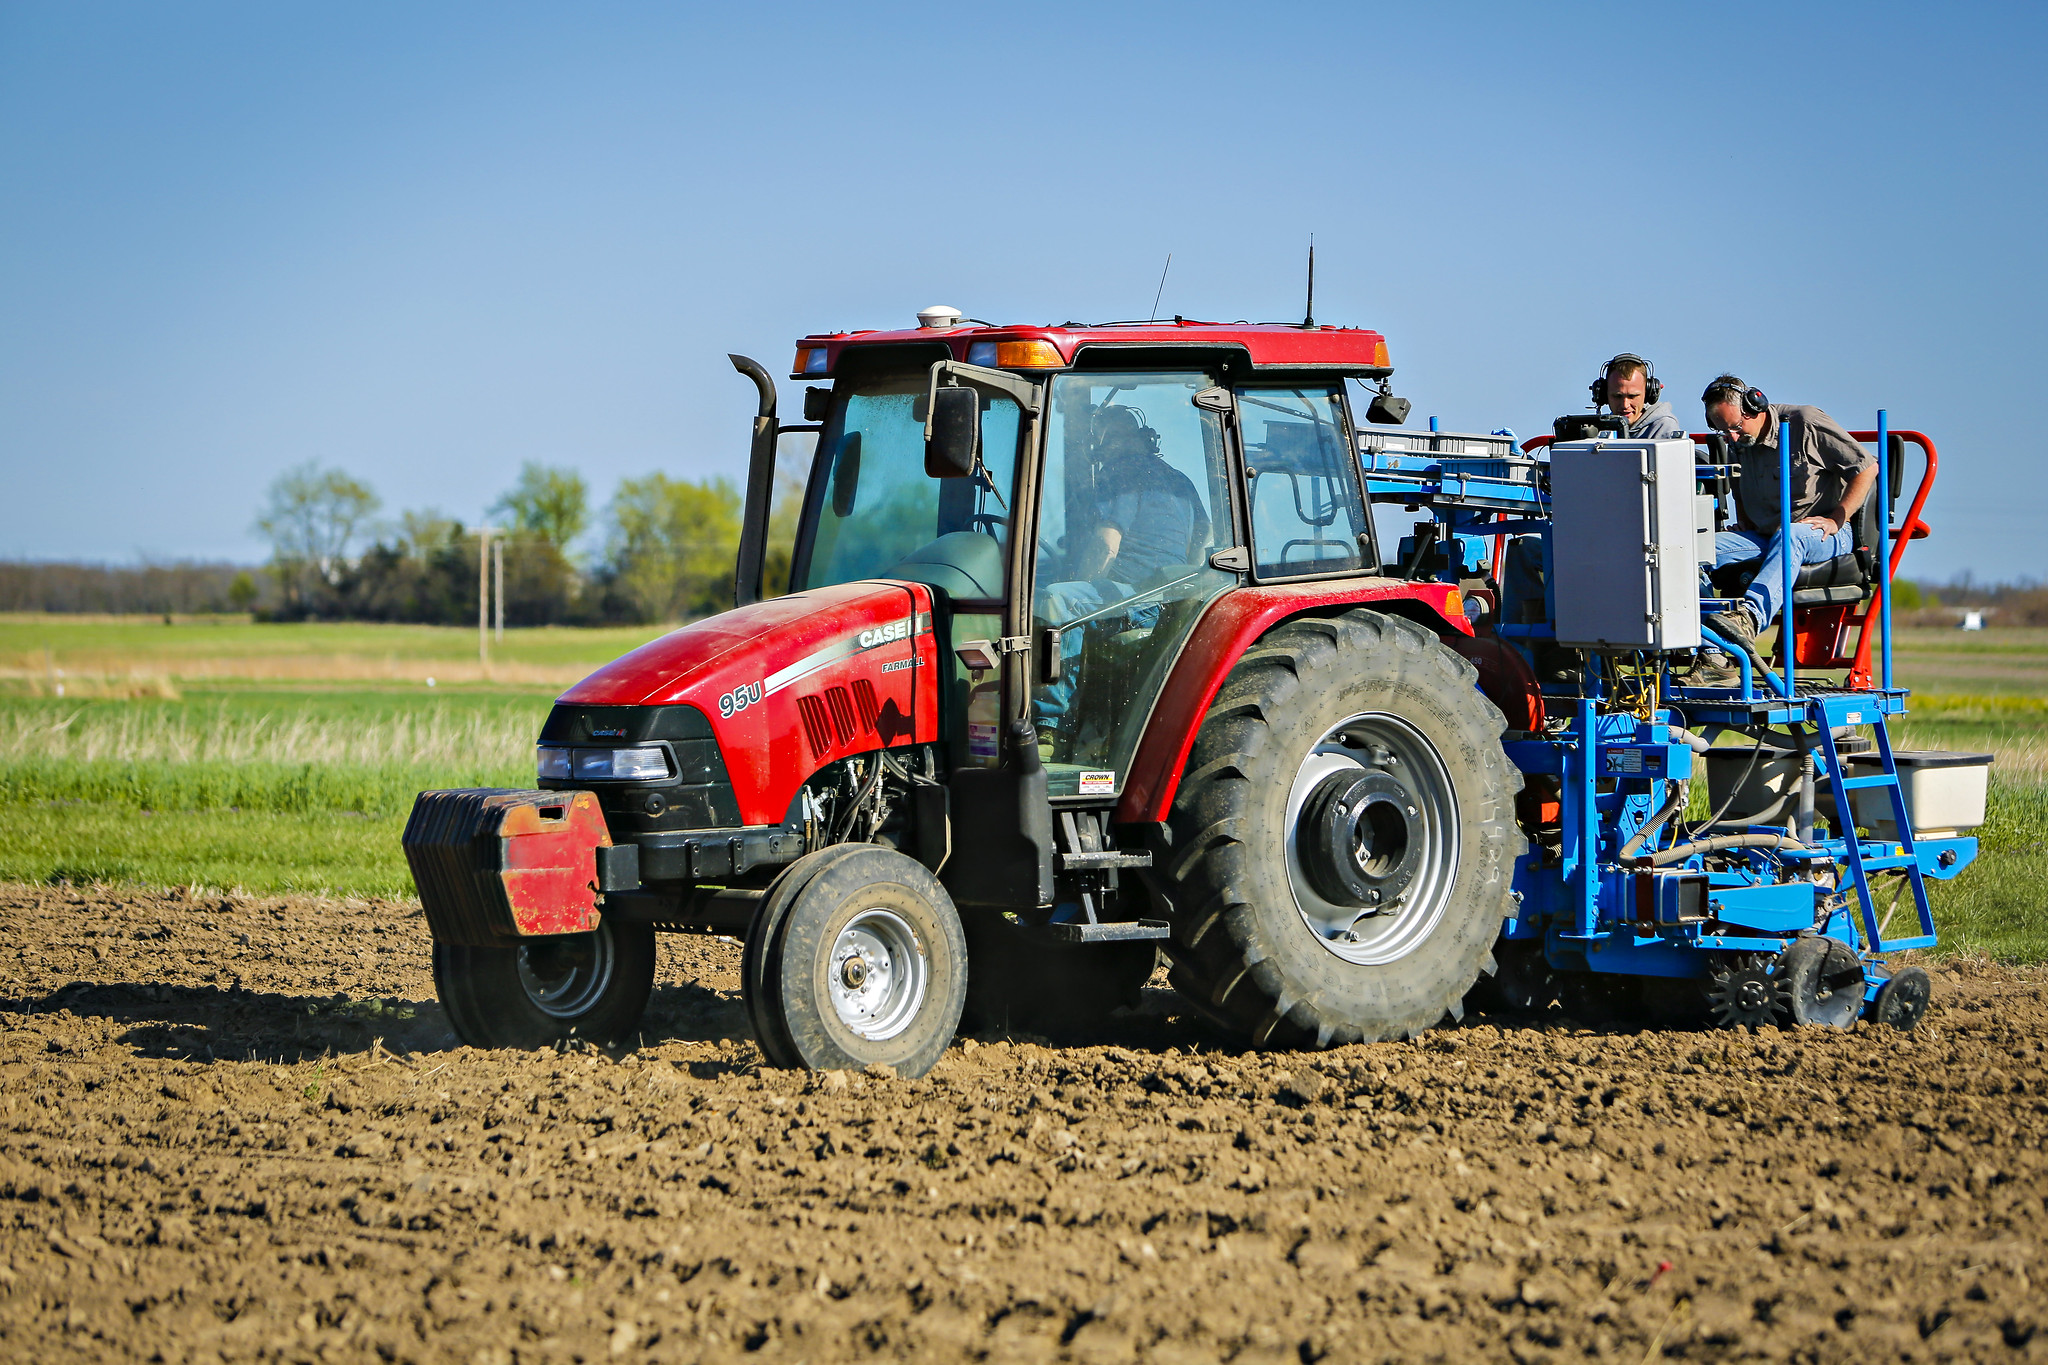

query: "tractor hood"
left=559, top=582, right=923, bottom=707
left=556, top=580, right=940, bottom=826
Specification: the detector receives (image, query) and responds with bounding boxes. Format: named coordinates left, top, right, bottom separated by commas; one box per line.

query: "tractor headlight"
left=536, top=745, right=572, bottom=780
left=572, top=746, right=670, bottom=781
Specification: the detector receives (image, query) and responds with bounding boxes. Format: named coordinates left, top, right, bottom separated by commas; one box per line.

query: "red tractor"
left=405, top=309, right=1526, bottom=1076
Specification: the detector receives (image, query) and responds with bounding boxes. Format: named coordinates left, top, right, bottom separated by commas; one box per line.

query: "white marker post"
left=478, top=527, right=491, bottom=667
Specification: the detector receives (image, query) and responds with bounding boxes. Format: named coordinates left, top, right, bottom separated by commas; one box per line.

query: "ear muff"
left=1591, top=354, right=1660, bottom=409
left=1702, top=375, right=1768, bottom=418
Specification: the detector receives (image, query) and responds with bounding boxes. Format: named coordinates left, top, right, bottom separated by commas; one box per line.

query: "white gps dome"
left=917, top=305, right=964, bottom=330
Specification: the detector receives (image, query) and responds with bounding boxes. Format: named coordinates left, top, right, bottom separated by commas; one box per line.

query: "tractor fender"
left=558, top=580, right=941, bottom=826
left=1437, top=630, right=1545, bottom=734
left=1116, top=579, right=1472, bottom=825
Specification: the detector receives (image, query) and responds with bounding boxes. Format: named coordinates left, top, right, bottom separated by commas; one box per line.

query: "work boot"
left=1704, top=603, right=1761, bottom=654
left=1685, top=648, right=1741, bottom=688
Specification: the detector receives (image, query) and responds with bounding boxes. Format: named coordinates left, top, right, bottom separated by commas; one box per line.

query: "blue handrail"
left=1778, top=405, right=1795, bottom=694
left=1699, top=622, right=1781, bottom=701
left=1876, top=408, right=1893, bottom=691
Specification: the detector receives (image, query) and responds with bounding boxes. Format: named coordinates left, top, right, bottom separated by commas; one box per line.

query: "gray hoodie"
left=1621, top=400, right=1685, bottom=440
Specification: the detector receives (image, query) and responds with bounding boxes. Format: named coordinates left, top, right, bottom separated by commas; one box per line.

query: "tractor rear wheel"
left=746, top=845, right=968, bottom=1078
left=1161, top=609, right=1522, bottom=1047
left=433, top=917, right=657, bottom=1050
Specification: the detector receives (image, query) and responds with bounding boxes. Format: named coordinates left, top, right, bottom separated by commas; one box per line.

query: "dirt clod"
left=1, top=881, right=2045, bottom=1362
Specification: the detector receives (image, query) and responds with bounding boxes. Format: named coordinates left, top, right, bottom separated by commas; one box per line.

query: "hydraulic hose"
left=1619, top=783, right=1690, bottom=861
left=1646, top=832, right=1809, bottom=868
left=1709, top=788, right=1795, bottom=831
left=1665, top=725, right=1714, bottom=754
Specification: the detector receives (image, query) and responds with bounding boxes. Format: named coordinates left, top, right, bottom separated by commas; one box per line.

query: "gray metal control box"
left=1549, top=439, right=1702, bottom=650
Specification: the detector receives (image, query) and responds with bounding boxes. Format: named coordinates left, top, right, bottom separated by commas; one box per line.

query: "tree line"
left=0, top=561, right=258, bottom=616
left=251, top=459, right=805, bottom=625
left=0, top=459, right=804, bottom=625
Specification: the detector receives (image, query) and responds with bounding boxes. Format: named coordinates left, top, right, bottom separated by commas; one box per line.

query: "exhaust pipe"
left=730, top=354, right=779, bottom=609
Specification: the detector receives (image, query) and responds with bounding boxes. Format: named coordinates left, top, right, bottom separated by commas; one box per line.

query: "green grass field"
left=0, top=614, right=606, bottom=894
left=0, top=615, right=2042, bottom=960
left=0, top=613, right=662, bottom=688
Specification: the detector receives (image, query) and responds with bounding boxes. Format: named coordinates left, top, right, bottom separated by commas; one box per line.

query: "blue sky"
left=2, top=0, right=2042, bottom=582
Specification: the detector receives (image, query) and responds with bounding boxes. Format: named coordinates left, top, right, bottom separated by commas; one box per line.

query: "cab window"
left=1238, top=385, right=1368, bottom=578
left=795, top=373, right=1020, bottom=594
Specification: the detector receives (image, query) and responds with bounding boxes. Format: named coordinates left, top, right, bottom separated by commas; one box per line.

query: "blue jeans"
left=1032, top=580, right=1158, bottom=729
left=1713, top=523, right=1855, bottom=627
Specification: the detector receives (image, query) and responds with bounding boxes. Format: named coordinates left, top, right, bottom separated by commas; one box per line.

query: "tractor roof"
left=789, top=318, right=1391, bottom=381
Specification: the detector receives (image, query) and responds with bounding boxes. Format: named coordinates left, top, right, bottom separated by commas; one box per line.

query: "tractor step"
left=1057, top=850, right=1153, bottom=871
left=1032, top=918, right=1171, bottom=943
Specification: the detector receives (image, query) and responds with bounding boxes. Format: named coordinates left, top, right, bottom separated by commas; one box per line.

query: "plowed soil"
left=2, top=883, right=2045, bottom=1364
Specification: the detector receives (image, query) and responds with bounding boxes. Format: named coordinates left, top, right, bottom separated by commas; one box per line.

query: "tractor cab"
left=772, top=319, right=1387, bottom=801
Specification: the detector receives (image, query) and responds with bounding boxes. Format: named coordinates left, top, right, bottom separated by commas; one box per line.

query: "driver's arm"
left=1814, top=463, right=1876, bottom=534
left=1072, top=524, right=1121, bottom=582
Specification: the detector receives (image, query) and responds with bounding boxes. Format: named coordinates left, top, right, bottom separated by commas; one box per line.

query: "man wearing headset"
left=1698, top=374, right=1876, bottom=656
left=1591, top=354, right=1686, bottom=439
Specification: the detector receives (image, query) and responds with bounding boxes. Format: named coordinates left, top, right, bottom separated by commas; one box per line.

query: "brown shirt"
left=1735, top=404, right=1874, bottom=531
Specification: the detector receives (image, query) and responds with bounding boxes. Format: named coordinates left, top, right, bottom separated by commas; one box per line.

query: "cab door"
left=1028, top=371, right=1240, bottom=798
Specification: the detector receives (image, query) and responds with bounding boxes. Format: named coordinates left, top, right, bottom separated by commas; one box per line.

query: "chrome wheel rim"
left=828, top=908, right=928, bottom=1041
left=517, top=927, right=616, bottom=1019
left=1285, top=712, right=1461, bottom=965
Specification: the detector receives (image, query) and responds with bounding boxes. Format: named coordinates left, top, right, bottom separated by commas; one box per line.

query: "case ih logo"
left=856, top=619, right=911, bottom=649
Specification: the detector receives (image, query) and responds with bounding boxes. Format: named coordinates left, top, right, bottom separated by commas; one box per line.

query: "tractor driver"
left=1592, top=353, right=1685, bottom=440
left=1033, top=404, right=1209, bottom=749
left=1065, top=405, right=1209, bottom=588
left=1698, top=375, right=1876, bottom=658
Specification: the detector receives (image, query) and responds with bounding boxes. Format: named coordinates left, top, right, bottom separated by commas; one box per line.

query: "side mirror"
left=925, top=385, right=980, bottom=479
left=1365, top=393, right=1412, bottom=425
left=803, top=386, right=832, bottom=423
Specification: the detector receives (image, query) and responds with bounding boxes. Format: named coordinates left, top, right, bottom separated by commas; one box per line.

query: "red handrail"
left=1845, top=429, right=1937, bottom=689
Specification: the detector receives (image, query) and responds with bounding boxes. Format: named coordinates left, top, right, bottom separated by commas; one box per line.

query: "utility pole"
left=478, top=527, right=491, bottom=668
left=493, top=536, right=505, bottom=644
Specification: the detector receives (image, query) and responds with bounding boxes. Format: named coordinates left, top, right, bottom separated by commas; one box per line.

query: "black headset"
left=1701, top=374, right=1769, bottom=417
left=1590, top=354, right=1660, bottom=409
left=1093, top=404, right=1162, bottom=460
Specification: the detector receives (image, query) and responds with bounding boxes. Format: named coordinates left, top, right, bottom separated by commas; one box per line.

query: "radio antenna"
left=1149, top=252, right=1173, bottom=322
left=1303, top=235, right=1316, bottom=329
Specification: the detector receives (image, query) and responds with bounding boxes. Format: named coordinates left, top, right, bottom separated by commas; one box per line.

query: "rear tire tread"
left=1162, top=609, right=1523, bottom=1048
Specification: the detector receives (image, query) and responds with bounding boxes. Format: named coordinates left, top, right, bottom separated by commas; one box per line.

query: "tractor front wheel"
left=745, top=845, right=968, bottom=1078
left=1162, top=609, right=1522, bottom=1047
left=433, top=917, right=656, bottom=1050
